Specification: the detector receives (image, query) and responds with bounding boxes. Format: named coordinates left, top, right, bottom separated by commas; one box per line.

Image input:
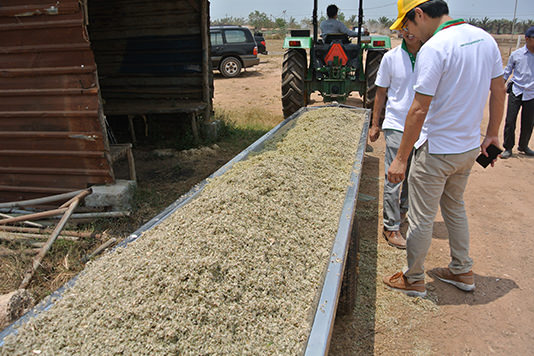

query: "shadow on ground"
left=329, top=153, right=380, bottom=355
left=213, top=69, right=263, bottom=80
left=426, top=270, right=519, bottom=306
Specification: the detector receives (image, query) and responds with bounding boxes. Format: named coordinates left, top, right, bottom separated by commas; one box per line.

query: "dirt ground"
left=2, top=36, right=533, bottom=354
left=215, top=39, right=534, bottom=354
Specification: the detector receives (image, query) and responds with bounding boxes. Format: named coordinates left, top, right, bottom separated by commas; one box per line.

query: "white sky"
left=211, top=0, right=534, bottom=21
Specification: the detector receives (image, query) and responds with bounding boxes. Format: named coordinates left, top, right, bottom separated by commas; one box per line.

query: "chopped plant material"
left=1, top=108, right=365, bottom=355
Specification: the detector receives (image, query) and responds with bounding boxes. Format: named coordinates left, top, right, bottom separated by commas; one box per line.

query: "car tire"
left=220, top=56, right=242, bottom=78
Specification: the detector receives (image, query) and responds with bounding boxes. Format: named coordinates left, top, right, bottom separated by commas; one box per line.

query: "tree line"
left=212, top=11, right=534, bottom=35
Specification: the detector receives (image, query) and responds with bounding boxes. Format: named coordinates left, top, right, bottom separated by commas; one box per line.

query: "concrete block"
left=202, top=120, right=222, bottom=141
left=85, top=180, right=137, bottom=211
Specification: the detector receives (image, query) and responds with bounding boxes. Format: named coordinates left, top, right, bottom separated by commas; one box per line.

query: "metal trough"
left=0, top=104, right=370, bottom=355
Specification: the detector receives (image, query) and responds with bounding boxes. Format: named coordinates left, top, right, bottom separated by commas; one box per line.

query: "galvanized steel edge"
left=0, top=104, right=371, bottom=349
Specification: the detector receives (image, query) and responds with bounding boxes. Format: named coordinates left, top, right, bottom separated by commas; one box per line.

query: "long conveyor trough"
left=0, top=104, right=370, bottom=355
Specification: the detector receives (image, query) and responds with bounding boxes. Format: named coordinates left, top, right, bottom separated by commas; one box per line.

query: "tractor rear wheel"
left=364, top=50, right=385, bottom=110
left=282, top=49, right=307, bottom=118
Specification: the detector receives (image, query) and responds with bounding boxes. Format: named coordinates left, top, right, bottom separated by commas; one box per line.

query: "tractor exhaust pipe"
left=357, top=0, right=363, bottom=45
left=312, top=0, right=318, bottom=74
left=313, top=0, right=318, bottom=44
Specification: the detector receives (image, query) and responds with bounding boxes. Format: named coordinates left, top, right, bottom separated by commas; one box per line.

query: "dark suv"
left=254, top=32, right=268, bottom=55
left=210, top=26, right=259, bottom=78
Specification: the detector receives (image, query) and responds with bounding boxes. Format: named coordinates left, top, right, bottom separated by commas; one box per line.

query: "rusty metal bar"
left=0, top=131, right=100, bottom=138
left=0, top=208, right=68, bottom=225
left=0, top=66, right=97, bottom=76
left=0, top=189, right=88, bottom=209
left=59, top=189, right=91, bottom=208
left=0, top=213, right=44, bottom=228
left=0, top=4, right=79, bottom=17
left=0, top=88, right=99, bottom=96
left=0, top=185, right=73, bottom=194
left=0, top=167, right=110, bottom=176
left=19, top=195, right=82, bottom=289
left=0, top=150, right=105, bottom=157
left=0, top=43, right=90, bottom=54
left=0, top=225, right=102, bottom=239
left=0, top=110, right=98, bottom=118
left=0, top=19, right=83, bottom=31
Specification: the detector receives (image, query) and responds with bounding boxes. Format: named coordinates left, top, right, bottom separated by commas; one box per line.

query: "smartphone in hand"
left=476, top=144, right=503, bottom=168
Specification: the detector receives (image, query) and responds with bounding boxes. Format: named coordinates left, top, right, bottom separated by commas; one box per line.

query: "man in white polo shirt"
left=369, top=28, right=423, bottom=249
left=382, top=0, right=506, bottom=297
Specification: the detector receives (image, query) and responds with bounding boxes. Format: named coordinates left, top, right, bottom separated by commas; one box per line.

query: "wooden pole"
left=19, top=198, right=80, bottom=289
left=0, top=232, right=79, bottom=242
left=59, top=189, right=91, bottom=209
left=0, top=189, right=87, bottom=209
left=0, top=208, right=68, bottom=225
left=0, top=225, right=102, bottom=239
left=82, top=238, right=117, bottom=263
left=0, top=213, right=44, bottom=228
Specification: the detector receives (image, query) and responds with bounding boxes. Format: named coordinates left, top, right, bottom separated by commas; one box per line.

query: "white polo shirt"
left=413, top=20, right=503, bottom=154
left=375, top=42, right=418, bottom=132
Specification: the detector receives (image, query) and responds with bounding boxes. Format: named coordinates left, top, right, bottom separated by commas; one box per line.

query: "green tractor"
left=282, top=0, right=391, bottom=118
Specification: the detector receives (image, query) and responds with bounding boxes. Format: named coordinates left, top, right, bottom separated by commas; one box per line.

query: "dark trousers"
left=503, top=92, right=534, bottom=150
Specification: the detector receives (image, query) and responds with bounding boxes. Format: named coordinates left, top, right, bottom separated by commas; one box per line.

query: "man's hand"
left=480, top=136, right=501, bottom=167
left=388, top=157, right=407, bottom=184
left=481, top=76, right=505, bottom=167
left=369, top=125, right=380, bottom=142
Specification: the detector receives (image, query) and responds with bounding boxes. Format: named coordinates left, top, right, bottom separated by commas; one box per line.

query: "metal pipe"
left=312, top=0, right=318, bottom=73
left=0, top=208, right=68, bottom=225
left=0, top=225, right=101, bottom=239
left=0, top=189, right=87, bottom=209
left=357, top=0, right=363, bottom=45
left=19, top=196, right=81, bottom=289
left=0, top=213, right=44, bottom=228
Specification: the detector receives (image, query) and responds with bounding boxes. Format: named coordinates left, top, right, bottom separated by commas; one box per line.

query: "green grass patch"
left=214, top=108, right=284, bottom=151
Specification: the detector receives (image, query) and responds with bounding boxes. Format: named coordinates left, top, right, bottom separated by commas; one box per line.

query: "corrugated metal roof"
left=0, top=0, right=114, bottom=202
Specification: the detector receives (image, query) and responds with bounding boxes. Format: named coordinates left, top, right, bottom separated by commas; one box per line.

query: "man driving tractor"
left=320, top=4, right=359, bottom=38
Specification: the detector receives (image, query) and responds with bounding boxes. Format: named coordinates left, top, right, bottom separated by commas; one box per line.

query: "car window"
left=210, top=32, right=223, bottom=46
left=224, top=30, right=247, bottom=43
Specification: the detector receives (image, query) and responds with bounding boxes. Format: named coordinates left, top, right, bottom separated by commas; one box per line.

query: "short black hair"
left=406, top=0, right=449, bottom=22
left=327, top=5, right=338, bottom=18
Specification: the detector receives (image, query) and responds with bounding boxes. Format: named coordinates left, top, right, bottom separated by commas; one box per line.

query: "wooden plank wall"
left=87, top=0, right=211, bottom=116
left=0, top=0, right=114, bottom=203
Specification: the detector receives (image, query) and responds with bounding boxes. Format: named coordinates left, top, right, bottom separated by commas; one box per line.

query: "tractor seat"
left=323, top=33, right=350, bottom=44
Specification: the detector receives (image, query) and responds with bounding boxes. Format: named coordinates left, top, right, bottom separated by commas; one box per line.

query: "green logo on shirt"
left=460, top=38, right=484, bottom=47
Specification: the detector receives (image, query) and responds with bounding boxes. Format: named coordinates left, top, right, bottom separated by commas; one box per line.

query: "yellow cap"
left=390, top=0, right=430, bottom=30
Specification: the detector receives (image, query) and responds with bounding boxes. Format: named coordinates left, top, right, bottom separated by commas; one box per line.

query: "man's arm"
left=336, top=21, right=358, bottom=37
left=481, top=76, right=506, bottom=165
left=387, top=92, right=433, bottom=183
left=369, top=86, right=387, bottom=142
left=503, top=53, right=514, bottom=82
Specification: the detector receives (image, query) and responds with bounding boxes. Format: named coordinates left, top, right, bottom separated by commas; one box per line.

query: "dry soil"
left=215, top=38, right=534, bottom=355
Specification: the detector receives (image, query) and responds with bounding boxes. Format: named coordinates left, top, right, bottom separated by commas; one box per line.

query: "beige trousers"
left=405, top=142, right=479, bottom=283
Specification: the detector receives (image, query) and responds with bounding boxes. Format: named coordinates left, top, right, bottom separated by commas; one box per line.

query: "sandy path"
left=214, top=38, right=534, bottom=355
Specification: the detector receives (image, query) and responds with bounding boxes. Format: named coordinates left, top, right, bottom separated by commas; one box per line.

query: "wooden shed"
left=0, top=0, right=212, bottom=203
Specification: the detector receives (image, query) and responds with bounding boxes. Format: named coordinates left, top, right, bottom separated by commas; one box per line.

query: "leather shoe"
left=501, top=149, right=512, bottom=159
left=518, top=147, right=534, bottom=156
left=383, top=230, right=406, bottom=249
